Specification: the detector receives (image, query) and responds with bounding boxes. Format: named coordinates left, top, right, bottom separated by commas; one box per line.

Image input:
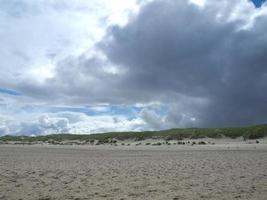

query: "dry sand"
left=0, top=142, right=267, bottom=200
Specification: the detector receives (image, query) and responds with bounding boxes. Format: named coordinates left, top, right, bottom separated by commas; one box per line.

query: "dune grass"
left=0, top=124, right=267, bottom=143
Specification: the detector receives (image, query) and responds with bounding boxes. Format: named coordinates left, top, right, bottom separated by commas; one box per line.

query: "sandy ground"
left=0, top=142, right=267, bottom=200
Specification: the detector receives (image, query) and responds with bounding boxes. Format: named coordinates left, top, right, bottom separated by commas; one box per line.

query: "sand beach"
left=0, top=140, right=267, bottom=200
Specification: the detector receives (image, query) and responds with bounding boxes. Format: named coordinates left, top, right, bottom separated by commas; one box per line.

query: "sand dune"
left=0, top=143, right=266, bottom=200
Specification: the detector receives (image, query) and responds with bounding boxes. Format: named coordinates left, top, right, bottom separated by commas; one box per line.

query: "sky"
left=252, top=0, right=267, bottom=7
left=0, top=0, right=267, bottom=136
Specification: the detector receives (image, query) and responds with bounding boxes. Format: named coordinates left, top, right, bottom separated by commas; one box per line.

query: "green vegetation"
left=198, top=141, right=207, bottom=145
left=0, top=124, right=267, bottom=144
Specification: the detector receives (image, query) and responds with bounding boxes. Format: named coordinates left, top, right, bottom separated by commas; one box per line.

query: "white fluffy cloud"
left=0, top=111, right=147, bottom=136
left=0, top=0, right=139, bottom=88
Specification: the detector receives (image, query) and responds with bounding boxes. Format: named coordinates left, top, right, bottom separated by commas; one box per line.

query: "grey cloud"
left=140, top=108, right=165, bottom=130
left=100, top=0, right=232, bottom=96
left=97, top=0, right=267, bottom=127
left=165, top=112, right=196, bottom=129
left=0, top=115, right=9, bottom=136
left=0, top=126, right=8, bottom=136
left=13, top=115, right=69, bottom=135
left=38, top=114, right=69, bottom=130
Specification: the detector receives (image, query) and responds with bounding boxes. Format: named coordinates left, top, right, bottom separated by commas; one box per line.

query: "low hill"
left=0, top=124, right=267, bottom=143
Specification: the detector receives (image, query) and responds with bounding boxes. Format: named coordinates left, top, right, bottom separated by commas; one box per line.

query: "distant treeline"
left=0, top=124, right=267, bottom=143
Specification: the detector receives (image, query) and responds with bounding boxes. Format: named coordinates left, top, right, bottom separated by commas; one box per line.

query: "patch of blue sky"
left=18, top=105, right=95, bottom=115
left=103, top=106, right=142, bottom=119
left=46, top=106, right=92, bottom=114
left=20, top=105, right=42, bottom=113
left=19, top=104, right=166, bottom=120
left=251, top=0, right=267, bottom=7
left=0, top=103, right=7, bottom=109
left=0, top=88, right=21, bottom=96
left=45, top=105, right=142, bottom=119
left=0, top=103, right=23, bottom=114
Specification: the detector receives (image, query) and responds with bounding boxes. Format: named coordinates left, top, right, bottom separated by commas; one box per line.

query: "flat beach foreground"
left=0, top=144, right=266, bottom=200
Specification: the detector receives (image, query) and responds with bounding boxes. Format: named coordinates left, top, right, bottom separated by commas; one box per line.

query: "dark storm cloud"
left=100, top=0, right=231, bottom=96
left=97, top=0, right=267, bottom=127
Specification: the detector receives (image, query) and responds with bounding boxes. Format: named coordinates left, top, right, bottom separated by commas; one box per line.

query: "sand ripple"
left=0, top=145, right=266, bottom=200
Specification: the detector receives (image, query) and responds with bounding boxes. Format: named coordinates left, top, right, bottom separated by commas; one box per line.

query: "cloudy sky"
left=0, top=0, right=267, bottom=135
